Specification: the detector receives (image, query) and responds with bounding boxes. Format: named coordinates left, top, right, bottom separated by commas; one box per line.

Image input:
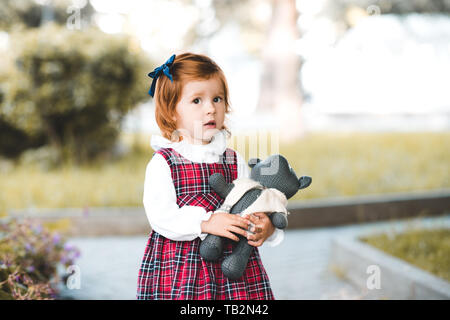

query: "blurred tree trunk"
left=256, top=0, right=304, bottom=141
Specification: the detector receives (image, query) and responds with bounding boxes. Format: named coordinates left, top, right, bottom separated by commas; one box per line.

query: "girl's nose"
left=205, top=101, right=216, bottom=114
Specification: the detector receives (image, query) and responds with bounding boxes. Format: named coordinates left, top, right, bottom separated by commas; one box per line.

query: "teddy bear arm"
left=229, top=189, right=261, bottom=214
left=269, top=212, right=288, bottom=229
left=209, top=173, right=234, bottom=199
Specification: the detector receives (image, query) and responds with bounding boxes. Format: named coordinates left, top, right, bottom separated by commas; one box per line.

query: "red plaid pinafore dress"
left=136, top=147, right=274, bottom=300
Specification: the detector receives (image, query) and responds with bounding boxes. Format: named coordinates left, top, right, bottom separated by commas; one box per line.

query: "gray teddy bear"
left=199, top=154, right=312, bottom=280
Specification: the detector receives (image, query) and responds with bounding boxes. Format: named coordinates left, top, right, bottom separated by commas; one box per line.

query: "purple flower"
left=26, top=265, right=35, bottom=272
left=25, top=243, right=33, bottom=252
left=63, top=243, right=73, bottom=251
left=52, top=233, right=61, bottom=245
left=69, top=249, right=81, bottom=260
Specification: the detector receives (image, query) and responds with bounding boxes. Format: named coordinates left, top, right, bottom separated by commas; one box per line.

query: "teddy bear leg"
left=221, top=235, right=253, bottom=280
left=199, top=234, right=224, bottom=261
left=270, top=212, right=288, bottom=229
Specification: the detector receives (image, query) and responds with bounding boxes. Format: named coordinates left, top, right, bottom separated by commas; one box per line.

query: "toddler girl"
left=137, top=52, right=284, bottom=300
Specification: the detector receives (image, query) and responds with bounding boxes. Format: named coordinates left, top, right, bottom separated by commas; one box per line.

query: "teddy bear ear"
left=248, top=158, right=261, bottom=168
left=298, top=176, right=312, bottom=190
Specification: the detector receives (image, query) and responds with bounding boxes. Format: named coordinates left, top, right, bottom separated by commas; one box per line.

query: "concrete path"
left=58, top=214, right=449, bottom=300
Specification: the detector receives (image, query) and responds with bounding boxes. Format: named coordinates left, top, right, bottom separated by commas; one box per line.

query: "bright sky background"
left=301, top=14, right=450, bottom=114
left=90, top=0, right=450, bottom=111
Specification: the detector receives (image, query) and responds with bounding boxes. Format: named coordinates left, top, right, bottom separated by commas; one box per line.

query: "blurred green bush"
left=0, top=218, right=80, bottom=299
left=0, top=22, right=151, bottom=164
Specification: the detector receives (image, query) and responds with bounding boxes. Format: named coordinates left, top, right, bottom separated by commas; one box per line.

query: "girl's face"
left=173, top=76, right=226, bottom=145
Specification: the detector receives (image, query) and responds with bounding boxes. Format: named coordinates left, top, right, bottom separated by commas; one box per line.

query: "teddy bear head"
left=248, top=154, right=311, bottom=199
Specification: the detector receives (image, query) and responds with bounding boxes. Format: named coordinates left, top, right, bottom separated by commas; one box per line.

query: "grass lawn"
left=360, top=228, right=450, bottom=282
left=1, top=131, right=449, bottom=212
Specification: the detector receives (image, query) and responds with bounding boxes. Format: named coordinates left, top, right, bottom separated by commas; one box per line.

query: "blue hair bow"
left=147, top=54, right=176, bottom=97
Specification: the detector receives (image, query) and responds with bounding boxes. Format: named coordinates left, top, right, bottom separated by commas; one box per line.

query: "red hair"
left=153, top=52, right=232, bottom=141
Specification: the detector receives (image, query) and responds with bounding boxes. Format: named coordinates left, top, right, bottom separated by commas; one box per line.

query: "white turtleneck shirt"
left=142, top=129, right=284, bottom=247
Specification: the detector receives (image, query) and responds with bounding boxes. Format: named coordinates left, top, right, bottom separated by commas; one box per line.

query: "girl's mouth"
left=204, top=120, right=216, bottom=129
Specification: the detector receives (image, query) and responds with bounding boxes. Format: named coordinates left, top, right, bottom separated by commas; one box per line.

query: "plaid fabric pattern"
left=137, top=147, right=274, bottom=300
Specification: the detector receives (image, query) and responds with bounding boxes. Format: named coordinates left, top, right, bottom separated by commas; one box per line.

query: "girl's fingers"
left=246, top=222, right=262, bottom=234
left=253, top=225, right=263, bottom=233
left=228, top=225, right=248, bottom=238
left=247, top=239, right=263, bottom=247
left=246, top=213, right=266, bottom=225
left=232, top=215, right=250, bottom=229
left=225, top=231, right=240, bottom=242
left=253, top=212, right=266, bottom=219
left=245, top=214, right=259, bottom=224
left=247, top=232, right=261, bottom=242
left=234, top=214, right=249, bottom=223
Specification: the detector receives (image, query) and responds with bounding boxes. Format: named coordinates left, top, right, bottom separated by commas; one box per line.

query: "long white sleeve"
left=143, top=153, right=213, bottom=241
left=234, top=151, right=284, bottom=248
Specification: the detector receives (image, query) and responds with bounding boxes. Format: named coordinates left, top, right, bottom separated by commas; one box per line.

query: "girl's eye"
left=214, top=97, right=222, bottom=103
left=193, top=98, right=200, bottom=104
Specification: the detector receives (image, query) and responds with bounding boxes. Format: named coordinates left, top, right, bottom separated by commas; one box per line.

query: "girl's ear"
left=171, top=108, right=178, bottom=122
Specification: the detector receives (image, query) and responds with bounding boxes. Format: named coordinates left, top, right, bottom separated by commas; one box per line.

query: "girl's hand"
left=201, top=211, right=250, bottom=241
left=245, top=212, right=275, bottom=247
